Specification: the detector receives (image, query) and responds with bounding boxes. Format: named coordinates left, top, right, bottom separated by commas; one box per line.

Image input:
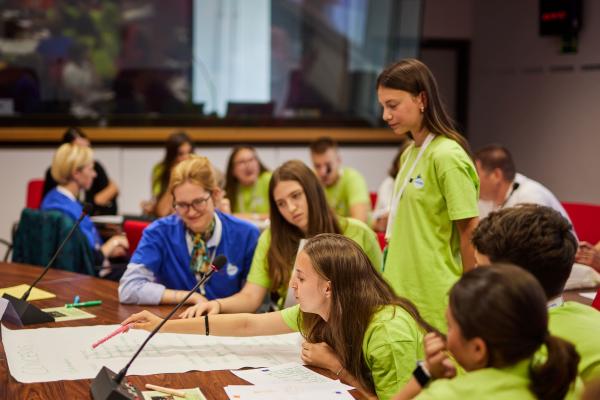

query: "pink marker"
left=92, top=323, right=133, bottom=349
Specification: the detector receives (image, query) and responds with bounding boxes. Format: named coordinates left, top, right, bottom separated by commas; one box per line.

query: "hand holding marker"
left=92, top=323, right=133, bottom=349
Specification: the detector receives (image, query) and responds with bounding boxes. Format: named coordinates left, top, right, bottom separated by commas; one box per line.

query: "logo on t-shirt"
left=226, top=263, right=239, bottom=277
left=413, top=174, right=425, bottom=189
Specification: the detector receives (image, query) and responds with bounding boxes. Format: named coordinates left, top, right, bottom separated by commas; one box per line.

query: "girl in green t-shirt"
left=224, top=145, right=271, bottom=219
left=377, top=58, right=480, bottom=331
left=124, top=234, right=435, bottom=400
left=143, top=131, right=195, bottom=217
left=394, top=264, right=580, bottom=400
left=180, top=159, right=381, bottom=317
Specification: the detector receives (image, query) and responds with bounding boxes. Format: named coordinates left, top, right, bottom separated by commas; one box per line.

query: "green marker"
left=66, top=300, right=102, bottom=308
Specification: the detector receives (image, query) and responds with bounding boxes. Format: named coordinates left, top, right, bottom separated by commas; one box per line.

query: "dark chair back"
left=12, top=208, right=96, bottom=276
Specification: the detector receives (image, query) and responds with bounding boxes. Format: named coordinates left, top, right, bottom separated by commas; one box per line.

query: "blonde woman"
left=41, top=143, right=128, bottom=266
left=119, top=155, right=260, bottom=305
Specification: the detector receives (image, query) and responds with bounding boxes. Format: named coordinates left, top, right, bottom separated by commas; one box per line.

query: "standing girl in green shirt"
left=394, top=264, right=580, bottom=400
left=224, top=145, right=272, bottom=219
left=124, top=234, right=435, bottom=400
left=377, top=59, right=480, bottom=331
left=180, top=159, right=381, bottom=317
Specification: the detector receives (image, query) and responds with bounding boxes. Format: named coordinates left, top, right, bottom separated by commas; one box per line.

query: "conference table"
left=0, top=263, right=367, bottom=400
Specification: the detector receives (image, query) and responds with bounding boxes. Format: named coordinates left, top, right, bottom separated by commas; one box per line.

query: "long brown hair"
left=224, top=145, right=269, bottom=212
left=450, top=264, right=579, bottom=400
left=301, top=234, right=436, bottom=394
left=267, top=160, right=341, bottom=291
left=377, top=58, right=471, bottom=155
left=155, top=131, right=195, bottom=198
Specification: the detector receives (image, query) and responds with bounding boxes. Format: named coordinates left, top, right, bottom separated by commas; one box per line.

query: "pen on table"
left=73, top=295, right=80, bottom=305
left=66, top=300, right=102, bottom=308
left=145, top=383, right=187, bottom=398
left=92, top=323, right=132, bottom=349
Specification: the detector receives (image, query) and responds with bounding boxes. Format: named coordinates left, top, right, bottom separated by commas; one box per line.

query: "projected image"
left=1, top=0, right=421, bottom=126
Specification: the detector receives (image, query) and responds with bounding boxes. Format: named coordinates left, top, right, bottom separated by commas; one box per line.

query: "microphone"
left=90, top=255, right=228, bottom=400
left=2, top=202, right=94, bottom=325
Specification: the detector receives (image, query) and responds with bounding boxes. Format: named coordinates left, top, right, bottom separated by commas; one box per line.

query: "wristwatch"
left=413, top=361, right=431, bottom=387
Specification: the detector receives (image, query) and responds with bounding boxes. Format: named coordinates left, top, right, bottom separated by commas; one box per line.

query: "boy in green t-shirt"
left=472, top=204, right=600, bottom=383
left=309, top=136, right=370, bottom=224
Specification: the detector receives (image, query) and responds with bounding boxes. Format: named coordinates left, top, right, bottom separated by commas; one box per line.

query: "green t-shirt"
left=281, top=304, right=425, bottom=400
left=383, top=136, right=479, bottom=331
left=151, top=163, right=165, bottom=197
left=416, top=357, right=581, bottom=400
left=415, top=360, right=535, bottom=400
left=324, top=167, right=370, bottom=218
left=549, top=301, right=600, bottom=382
left=233, top=171, right=272, bottom=214
left=247, top=217, right=382, bottom=307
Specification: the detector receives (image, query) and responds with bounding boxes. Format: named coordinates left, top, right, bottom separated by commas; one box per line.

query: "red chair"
left=562, top=202, right=600, bottom=244
left=26, top=178, right=45, bottom=209
left=376, top=232, right=386, bottom=251
left=592, top=288, right=600, bottom=311
left=123, top=220, right=151, bottom=255
left=370, top=192, right=378, bottom=210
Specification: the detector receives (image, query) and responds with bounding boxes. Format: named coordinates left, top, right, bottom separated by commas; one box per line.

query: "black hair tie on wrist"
left=204, top=314, right=209, bottom=336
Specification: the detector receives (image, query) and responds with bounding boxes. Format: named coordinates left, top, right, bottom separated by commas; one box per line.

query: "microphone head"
left=212, top=255, right=227, bottom=270
left=82, top=202, right=94, bottom=215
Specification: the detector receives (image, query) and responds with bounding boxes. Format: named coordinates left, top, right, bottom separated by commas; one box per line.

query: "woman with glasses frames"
left=118, top=155, right=260, bottom=305
left=180, top=160, right=381, bottom=318
left=224, top=145, right=272, bottom=220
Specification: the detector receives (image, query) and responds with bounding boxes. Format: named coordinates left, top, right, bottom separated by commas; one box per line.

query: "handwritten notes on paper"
left=1, top=324, right=301, bottom=383
left=232, top=362, right=333, bottom=385
left=228, top=363, right=354, bottom=400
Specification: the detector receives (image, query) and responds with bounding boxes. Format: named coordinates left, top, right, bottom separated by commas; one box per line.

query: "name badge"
left=413, top=175, right=425, bottom=189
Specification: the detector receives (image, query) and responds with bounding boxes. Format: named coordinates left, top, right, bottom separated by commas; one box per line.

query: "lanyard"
left=385, top=133, right=435, bottom=240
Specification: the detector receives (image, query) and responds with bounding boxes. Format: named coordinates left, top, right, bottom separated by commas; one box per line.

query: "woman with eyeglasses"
left=224, top=145, right=272, bottom=220
left=118, top=155, right=260, bottom=305
left=180, top=159, right=381, bottom=317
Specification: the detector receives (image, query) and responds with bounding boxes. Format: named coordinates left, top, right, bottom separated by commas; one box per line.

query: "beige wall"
left=468, top=1, right=600, bottom=203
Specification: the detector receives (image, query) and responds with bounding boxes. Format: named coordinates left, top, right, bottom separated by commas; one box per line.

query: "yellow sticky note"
left=0, top=284, right=56, bottom=301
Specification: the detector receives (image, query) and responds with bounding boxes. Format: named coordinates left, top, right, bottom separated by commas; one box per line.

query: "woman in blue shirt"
left=41, top=143, right=128, bottom=268
left=119, top=155, right=260, bottom=305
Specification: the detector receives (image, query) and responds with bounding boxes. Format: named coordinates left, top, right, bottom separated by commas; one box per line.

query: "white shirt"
left=479, top=173, right=572, bottom=224
left=373, top=176, right=395, bottom=220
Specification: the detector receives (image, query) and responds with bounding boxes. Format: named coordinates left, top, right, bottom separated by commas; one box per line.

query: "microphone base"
left=2, top=293, right=55, bottom=325
left=90, top=366, right=140, bottom=400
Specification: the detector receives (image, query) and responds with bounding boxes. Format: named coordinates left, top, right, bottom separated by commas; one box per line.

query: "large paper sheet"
left=1, top=324, right=302, bottom=383
left=232, top=362, right=334, bottom=385
left=224, top=383, right=355, bottom=400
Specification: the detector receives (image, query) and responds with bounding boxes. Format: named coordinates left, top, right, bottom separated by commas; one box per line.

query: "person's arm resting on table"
left=119, top=263, right=206, bottom=305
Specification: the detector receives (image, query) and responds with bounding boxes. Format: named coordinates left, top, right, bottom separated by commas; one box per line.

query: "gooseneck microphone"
left=90, top=255, right=228, bottom=400
left=3, top=203, right=94, bottom=325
